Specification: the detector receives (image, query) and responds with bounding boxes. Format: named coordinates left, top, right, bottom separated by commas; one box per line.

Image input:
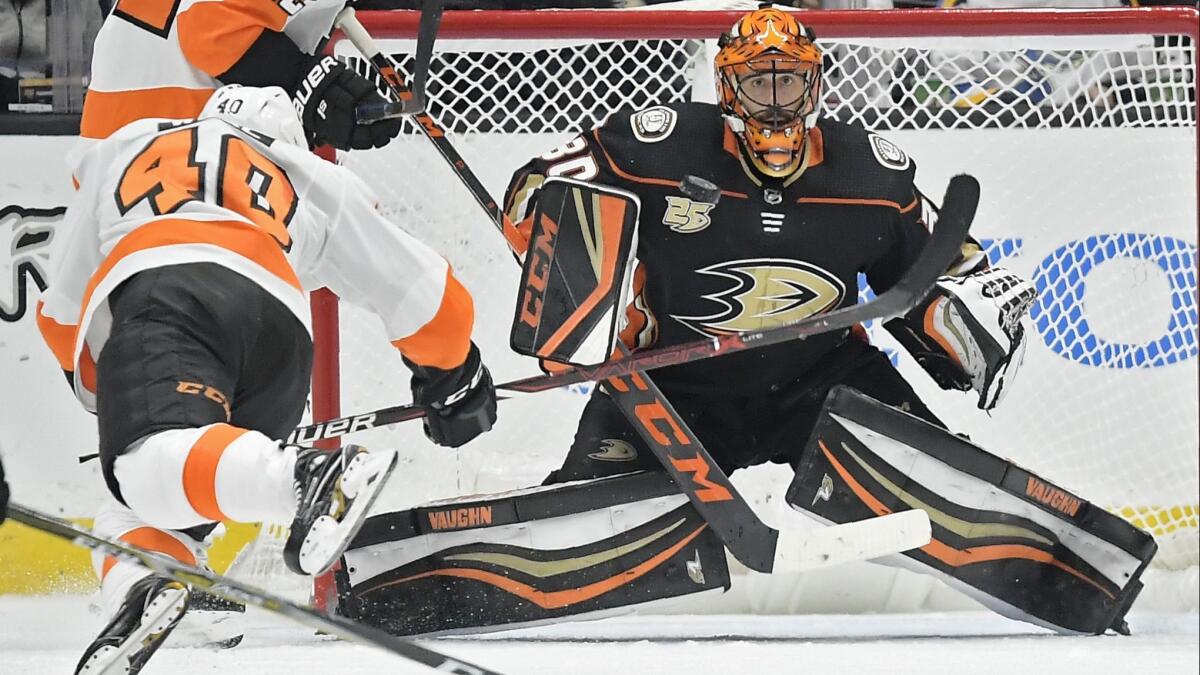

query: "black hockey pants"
left=96, top=263, right=312, bottom=506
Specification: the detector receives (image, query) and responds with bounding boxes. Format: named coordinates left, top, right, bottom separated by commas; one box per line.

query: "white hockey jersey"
left=38, top=116, right=474, bottom=410
left=82, top=0, right=346, bottom=139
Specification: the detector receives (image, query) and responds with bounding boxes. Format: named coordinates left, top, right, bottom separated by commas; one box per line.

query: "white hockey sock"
left=91, top=496, right=203, bottom=618
left=114, top=424, right=298, bottom=529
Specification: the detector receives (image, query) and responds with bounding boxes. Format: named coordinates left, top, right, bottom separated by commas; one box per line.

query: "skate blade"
left=78, top=585, right=189, bottom=675
left=297, top=449, right=399, bottom=576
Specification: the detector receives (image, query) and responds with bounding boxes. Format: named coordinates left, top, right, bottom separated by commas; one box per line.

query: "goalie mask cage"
left=265, top=7, right=1198, bottom=615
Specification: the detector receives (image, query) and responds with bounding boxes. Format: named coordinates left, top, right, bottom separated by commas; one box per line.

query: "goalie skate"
left=75, top=575, right=190, bottom=675
left=284, top=445, right=399, bottom=576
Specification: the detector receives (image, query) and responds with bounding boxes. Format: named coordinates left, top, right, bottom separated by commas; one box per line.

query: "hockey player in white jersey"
left=37, top=85, right=498, bottom=675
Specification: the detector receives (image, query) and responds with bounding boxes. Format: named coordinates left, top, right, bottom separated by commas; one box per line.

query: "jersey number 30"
left=116, top=127, right=299, bottom=250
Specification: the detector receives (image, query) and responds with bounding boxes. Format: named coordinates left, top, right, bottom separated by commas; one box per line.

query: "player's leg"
left=80, top=265, right=257, bottom=674
left=79, top=264, right=395, bottom=673
left=100, top=263, right=397, bottom=573
left=76, top=496, right=197, bottom=674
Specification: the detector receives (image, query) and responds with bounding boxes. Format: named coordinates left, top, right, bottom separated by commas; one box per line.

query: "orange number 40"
left=116, top=127, right=298, bottom=250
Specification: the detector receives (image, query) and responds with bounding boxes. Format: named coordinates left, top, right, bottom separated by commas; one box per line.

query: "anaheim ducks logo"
left=588, top=439, right=639, bottom=462
left=672, top=259, right=845, bottom=336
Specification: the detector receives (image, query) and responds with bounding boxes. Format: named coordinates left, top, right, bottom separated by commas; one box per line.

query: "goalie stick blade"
left=287, top=173, right=977, bottom=444
left=769, top=509, right=932, bottom=573
left=6, top=503, right=506, bottom=675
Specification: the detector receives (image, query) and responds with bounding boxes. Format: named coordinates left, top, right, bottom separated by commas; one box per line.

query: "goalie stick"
left=289, top=174, right=978, bottom=442
left=5, top=502, right=505, bottom=675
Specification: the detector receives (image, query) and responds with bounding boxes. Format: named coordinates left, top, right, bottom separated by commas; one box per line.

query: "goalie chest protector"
left=334, top=472, right=729, bottom=636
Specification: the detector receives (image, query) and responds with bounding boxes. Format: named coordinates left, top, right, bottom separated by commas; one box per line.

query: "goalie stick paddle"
left=288, top=174, right=979, bottom=445
left=5, top=503, right=506, bottom=675
left=339, top=1, right=442, bottom=118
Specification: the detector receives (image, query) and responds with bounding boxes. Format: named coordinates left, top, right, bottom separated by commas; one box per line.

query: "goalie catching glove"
left=293, top=56, right=401, bottom=150
left=886, top=267, right=1037, bottom=411
left=405, top=343, right=497, bottom=448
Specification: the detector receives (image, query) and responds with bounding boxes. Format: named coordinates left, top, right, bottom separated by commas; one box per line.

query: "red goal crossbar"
left=347, top=7, right=1200, bottom=40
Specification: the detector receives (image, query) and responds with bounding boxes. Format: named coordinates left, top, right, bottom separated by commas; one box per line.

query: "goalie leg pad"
left=786, top=386, right=1156, bottom=635
left=335, top=471, right=729, bottom=636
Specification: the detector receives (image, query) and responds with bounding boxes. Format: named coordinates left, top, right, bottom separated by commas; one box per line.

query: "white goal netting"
left=244, top=9, right=1198, bottom=613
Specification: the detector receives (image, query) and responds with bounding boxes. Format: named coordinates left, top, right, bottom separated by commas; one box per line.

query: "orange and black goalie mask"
left=715, top=7, right=823, bottom=178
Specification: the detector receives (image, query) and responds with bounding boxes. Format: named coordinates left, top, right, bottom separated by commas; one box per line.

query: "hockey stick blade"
left=342, top=1, right=443, bottom=120
left=769, top=509, right=932, bottom=573
left=288, top=174, right=977, bottom=445
left=6, top=503, right=506, bottom=675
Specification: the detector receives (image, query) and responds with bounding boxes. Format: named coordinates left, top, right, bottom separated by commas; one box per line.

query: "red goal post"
left=291, top=6, right=1198, bottom=613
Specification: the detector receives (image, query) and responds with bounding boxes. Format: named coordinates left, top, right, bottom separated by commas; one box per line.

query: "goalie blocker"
left=333, top=472, right=729, bottom=636
left=511, top=177, right=640, bottom=367
left=788, top=386, right=1157, bottom=635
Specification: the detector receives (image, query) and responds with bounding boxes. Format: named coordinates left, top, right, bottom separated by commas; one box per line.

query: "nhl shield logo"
left=630, top=106, right=677, bottom=144
left=868, top=133, right=910, bottom=171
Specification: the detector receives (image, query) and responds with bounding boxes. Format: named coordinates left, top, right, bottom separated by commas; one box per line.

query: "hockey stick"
left=336, top=7, right=525, bottom=249
left=289, top=174, right=978, bottom=444
left=5, top=502, right=505, bottom=675
left=338, top=2, right=442, bottom=117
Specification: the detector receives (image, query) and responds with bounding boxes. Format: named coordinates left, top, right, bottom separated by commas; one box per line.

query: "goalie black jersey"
left=505, top=102, right=941, bottom=397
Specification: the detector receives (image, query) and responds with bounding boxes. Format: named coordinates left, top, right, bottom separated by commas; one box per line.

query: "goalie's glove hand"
left=887, top=267, right=1036, bottom=411
left=293, top=56, right=401, bottom=151
left=406, top=343, right=497, bottom=448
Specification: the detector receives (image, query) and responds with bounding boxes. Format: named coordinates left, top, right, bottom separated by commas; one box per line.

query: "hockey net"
left=239, top=7, right=1199, bottom=614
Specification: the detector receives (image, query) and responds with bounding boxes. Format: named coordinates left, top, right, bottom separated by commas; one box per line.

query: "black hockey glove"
left=406, top=343, right=497, bottom=448
left=293, top=55, right=401, bottom=151
left=0, top=453, right=9, bottom=524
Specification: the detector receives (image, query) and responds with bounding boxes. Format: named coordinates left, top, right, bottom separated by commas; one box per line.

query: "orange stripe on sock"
left=101, top=527, right=197, bottom=580
left=182, top=424, right=247, bottom=521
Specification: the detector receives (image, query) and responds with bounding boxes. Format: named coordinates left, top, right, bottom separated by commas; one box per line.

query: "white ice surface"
left=1, top=596, right=1196, bottom=675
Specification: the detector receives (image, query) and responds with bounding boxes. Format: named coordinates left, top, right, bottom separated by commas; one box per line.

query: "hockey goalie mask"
left=715, top=7, right=823, bottom=178
left=199, top=85, right=307, bottom=149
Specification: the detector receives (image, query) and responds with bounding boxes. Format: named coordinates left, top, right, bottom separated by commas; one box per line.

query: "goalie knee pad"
left=335, top=471, right=729, bottom=636
left=786, top=386, right=1156, bottom=635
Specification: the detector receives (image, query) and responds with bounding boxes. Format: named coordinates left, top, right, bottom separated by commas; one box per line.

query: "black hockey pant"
left=96, top=263, right=312, bottom=507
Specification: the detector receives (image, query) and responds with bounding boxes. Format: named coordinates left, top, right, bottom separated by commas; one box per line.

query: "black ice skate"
left=283, top=444, right=398, bottom=576
left=75, top=575, right=190, bottom=675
